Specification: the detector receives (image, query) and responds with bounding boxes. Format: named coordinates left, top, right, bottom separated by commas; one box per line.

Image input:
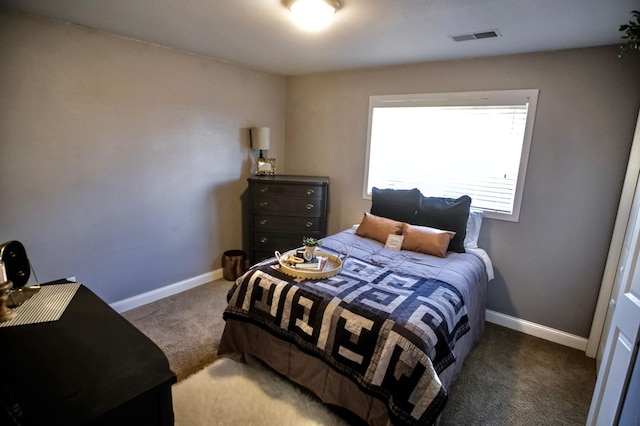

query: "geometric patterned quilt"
left=224, top=251, right=469, bottom=426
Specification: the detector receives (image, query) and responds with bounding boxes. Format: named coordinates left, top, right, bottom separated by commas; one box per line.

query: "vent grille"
left=450, top=29, right=502, bottom=42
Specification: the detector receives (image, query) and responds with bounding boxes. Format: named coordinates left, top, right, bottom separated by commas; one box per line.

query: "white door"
left=587, top=191, right=640, bottom=424
left=588, top=111, right=640, bottom=361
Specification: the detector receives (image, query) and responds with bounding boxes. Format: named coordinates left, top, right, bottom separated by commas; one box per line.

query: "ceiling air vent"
left=449, top=29, right=502, bottom=42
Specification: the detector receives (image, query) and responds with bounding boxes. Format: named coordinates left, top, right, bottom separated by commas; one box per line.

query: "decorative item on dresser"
left=247, top=175, right=329, bottom=264
left=250, top=127, right=277, bottom=176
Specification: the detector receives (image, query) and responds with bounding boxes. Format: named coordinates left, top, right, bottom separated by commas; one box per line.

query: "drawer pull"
left=259, top=219, right=268, bottom=225
left=306, top=203, right=314, bottom=210
left=306, top=188, right=315, bottom=195
left=305, top=221, right=313, bottom=228
left=260, top=187, right=269, bottom=193
left=260, top=237, right=268, bottom=243
left=259, top=201, right=269, bottom=207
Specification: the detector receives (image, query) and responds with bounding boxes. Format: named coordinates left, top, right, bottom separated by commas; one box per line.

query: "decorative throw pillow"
left=401, top=223, right=455, bottom=258
left=355, top=212, right=403, bottom=244
left=464, top=208, right=484, bottom=249
left=370, top=187, right=421, bottom=223
left=414, top=195, right=471, bottom=253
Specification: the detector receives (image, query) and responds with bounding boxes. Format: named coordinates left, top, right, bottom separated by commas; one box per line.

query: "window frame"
left=362, top=89, right=539, bottom=222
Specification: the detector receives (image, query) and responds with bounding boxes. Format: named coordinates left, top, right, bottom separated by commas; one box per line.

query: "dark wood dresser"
left=248, top=175, right=329, bottom=264
left=0, top=284, right=176, bottom=426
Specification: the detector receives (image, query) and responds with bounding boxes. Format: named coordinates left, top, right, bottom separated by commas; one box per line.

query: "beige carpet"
left=122, top=280, right=232, bottom=380
left=124, top=279, right=597, bottom=425
left=173, top=356, right=349, bottom=426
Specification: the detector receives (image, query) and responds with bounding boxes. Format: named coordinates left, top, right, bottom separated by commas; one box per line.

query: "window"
left=363, top=89, right=539, bottom=222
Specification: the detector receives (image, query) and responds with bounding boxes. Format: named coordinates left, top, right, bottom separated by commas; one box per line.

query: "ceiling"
left=3, top=0, right=638, bottom=76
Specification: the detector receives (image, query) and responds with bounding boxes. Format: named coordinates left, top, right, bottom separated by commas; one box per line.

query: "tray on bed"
left=274, top=249, right=348, bottom=280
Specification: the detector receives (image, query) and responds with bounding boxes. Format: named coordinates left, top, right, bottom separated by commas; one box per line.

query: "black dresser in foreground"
left=0, top=284, right=176, bottom=426
left=248, top=175, right=329, bottom=264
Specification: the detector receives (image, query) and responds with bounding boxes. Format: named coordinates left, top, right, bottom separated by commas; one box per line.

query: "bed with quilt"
left=218, top=189, right=493, bottom=425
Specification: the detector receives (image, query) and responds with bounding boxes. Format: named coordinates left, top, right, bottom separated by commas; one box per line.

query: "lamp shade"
left=250, top=127, right=270, bottom=151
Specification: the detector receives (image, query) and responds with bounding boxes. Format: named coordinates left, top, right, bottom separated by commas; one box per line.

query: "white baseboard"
left=485, top=309, right=588, bottom=352
left=110, top=268, right=224, bottom=313
left=110, top=276, right=588, bottom=351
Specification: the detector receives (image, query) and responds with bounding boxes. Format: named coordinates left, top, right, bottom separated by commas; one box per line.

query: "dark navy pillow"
left=415, top=195, right=471, bottom=253
left=370, top=187, right=421, bottom=224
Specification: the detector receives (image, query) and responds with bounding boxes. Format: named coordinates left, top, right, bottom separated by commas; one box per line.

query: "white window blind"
left=364, top=90, right=539, bottom=222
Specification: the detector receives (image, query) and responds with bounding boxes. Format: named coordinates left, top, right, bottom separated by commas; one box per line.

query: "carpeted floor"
left=172, top=356, right=350, bottom=426
left=123, top=279, right=597, bottom=425
left=122, top=280, right=230, bottom=380
left=439, top=323, right=595, bottom=425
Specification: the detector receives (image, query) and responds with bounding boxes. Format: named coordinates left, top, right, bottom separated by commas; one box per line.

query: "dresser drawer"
left=251, top=183, right=325, bottom=200
left=254, top=215, right=321, bottom=232
left=253, top=233, right=311, bottom=252
left=253, top=197, right=324, bottom=217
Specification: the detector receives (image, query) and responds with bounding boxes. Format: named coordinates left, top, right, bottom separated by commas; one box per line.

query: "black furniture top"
left=0, top=284, right=176, bottom=425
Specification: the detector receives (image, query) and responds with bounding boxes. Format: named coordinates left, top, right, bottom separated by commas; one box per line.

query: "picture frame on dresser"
left=255, top=158, right=276, bottom=175
left=247, top=175, right=329, bottom=264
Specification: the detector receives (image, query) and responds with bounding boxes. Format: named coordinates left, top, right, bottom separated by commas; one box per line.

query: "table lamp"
left=250, top=127, right=270, bottom=159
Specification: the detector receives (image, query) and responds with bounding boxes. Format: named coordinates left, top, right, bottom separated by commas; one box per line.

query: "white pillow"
left=464, top=209, right=483, bottom=249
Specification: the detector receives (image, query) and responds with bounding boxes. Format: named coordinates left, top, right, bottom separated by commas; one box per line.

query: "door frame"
left=587, top=111, right=640, bottom=360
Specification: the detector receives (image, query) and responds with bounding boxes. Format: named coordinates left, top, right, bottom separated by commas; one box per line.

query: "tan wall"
left=284, top=48, right=640, bottom=337
left=0, top=10, right=286, bottom=303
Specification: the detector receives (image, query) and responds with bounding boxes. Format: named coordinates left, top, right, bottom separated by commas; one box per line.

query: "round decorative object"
left=303, top=248, right=314, bottom=262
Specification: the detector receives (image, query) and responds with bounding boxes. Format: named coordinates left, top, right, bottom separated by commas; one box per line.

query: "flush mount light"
left=285, top=0, right=342, bottom=32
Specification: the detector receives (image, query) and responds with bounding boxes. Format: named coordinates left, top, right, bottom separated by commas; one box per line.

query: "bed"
left=218, top=189, right=492, bottom=425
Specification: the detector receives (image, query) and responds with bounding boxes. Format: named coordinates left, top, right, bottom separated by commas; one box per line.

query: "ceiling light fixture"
left=285, top=0, right=342, bottom=32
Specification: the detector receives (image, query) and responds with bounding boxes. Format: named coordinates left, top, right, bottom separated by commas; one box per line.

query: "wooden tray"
left=274, top=249, right=348, bottom=280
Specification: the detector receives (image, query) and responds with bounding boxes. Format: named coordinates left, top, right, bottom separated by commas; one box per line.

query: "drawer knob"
left=259, top=219, right=268, bottom=225
left=306, top=203, right=314, bottom=210
left=305, top=221, right=313, bottom=228
left=260, top=187, right=269, bottom=193
left=306, top=188, right=315, bottom=195
left=260, top=237, right=268, bottom=243
left=259, top=201, right=269, bottom=207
